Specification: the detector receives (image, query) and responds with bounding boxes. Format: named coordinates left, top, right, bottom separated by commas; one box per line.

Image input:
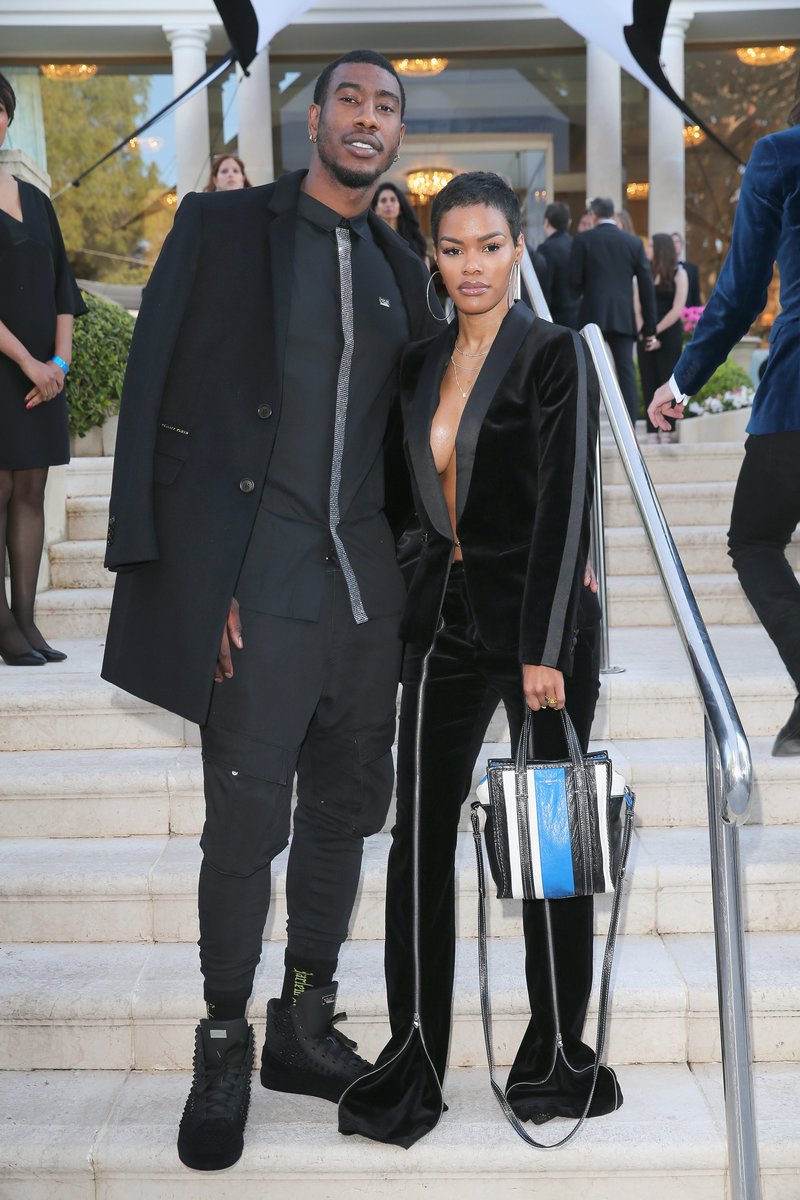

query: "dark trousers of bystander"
left=727, top=431, right=800, bottom=692
left=604, top=333, right=640, bottom=426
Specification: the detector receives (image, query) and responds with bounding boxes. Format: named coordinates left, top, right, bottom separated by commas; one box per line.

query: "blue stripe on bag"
left=533, top=767, right=576, bottom=898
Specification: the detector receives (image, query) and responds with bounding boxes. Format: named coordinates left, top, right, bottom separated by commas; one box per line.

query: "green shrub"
left=68, top=290, right=135, bottom=439
left=687, top=359, right=752, bottom=410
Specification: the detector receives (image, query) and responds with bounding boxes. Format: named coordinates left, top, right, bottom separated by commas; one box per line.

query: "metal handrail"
left=583, top=324, right=760, bottom=1200
left=521, top=241, right=760, bottom=1199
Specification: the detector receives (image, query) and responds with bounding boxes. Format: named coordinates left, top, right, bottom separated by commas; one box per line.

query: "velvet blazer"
left=674, top=126, right=800, bottom=435
left=399, top=302, right=600, bottom=673
left=101, top=170, right=435, bottom=725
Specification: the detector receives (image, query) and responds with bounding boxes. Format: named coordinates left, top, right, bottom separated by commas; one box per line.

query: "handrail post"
left=590, top=433, right=624, bottom=675
left=706, top=720, right=762, bottom=1200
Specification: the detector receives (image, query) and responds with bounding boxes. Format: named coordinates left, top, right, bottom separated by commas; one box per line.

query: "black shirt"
left=241, top=189, right=410, bottom=622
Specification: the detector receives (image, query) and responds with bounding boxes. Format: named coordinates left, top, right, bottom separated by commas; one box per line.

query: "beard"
left=315, top=123, right=394, bottom=191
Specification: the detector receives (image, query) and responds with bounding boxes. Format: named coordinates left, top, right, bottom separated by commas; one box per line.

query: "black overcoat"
left=101, top=170, right=433, bottom=724
left=398, top=302, right=600, bottom=672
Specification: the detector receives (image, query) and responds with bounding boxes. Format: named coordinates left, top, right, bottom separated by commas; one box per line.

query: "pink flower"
left=681, top=305, right=705, bottom=334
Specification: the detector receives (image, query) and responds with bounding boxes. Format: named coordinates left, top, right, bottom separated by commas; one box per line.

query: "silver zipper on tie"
left=331, top=224, right=368, bottom=624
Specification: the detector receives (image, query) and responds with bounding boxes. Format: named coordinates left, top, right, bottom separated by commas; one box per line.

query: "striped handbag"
left=470, top=707, right=634, bottom=1148
left=475, top=707, right=634, bottom=902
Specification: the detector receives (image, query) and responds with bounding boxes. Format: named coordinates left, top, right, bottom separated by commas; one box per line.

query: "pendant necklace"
left=450, top=356, right=476, bottom=400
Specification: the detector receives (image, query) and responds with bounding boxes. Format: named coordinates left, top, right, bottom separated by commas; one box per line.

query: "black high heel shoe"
left=0, top=645, right=47, bottom=666
left=36, top=643, right=68, bottom=663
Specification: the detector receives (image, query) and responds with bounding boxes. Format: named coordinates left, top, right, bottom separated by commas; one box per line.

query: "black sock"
left=203, top=987, right=250, bottom=1022
left=279, top=954, right=336, bottom=1007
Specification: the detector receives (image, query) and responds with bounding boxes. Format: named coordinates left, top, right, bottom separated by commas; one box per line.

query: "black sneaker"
left=177, top=1017, right=255, bottom=1171
left=260, top=983, right=370, bottom=1103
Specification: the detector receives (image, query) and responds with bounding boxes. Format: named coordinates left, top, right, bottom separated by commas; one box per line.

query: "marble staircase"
left=1, top=442, right=799, bottom=1198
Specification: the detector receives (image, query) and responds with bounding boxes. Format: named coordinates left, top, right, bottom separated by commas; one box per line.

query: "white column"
left=586, top=44, right=622, bottom=212
left=164, top=25, right=211, bottom=199
left=648, top=14, right=692, bottom=240
left=236, top=48, right=274, bottom=186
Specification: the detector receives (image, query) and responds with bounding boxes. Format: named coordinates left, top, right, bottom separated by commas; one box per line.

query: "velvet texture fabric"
left=399, top=304, right=600, bottom=672
left=339, top=306, right=618, bottom=1148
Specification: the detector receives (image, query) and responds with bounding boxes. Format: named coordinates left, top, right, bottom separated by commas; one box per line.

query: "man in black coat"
left=536, top=200, right=581, bottom=328
left=569, top=196, right=658, bottom=424
left=102, top=50, right=435, bottom=1171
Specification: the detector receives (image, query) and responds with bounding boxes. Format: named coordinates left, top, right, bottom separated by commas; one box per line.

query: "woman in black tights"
left=0, top=73, right=87, bottom=665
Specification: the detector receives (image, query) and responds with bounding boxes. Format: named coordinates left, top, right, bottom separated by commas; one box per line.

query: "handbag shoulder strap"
left=469, top=792, right=635, bottom=1150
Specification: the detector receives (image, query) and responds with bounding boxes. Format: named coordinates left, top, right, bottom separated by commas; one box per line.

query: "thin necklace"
left=450, top=356, right=475, bottom=400
left=454, top=342, right=490, bottom=358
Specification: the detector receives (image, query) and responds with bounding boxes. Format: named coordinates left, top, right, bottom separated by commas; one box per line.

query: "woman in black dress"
left=0, top=73, right=87, bottom=665
left=638, top=232, right=688, bottom=443
left=371, top=182, right=429, bottom=264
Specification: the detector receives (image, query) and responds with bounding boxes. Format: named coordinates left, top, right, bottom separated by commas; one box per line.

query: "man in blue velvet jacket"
left=649, top=94, right=800, bottom=756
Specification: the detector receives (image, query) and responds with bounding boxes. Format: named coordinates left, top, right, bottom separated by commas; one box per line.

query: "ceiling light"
left=626, top=182, right=649, bottom=201
left=683, top=125, right=706, bottom=148
left=735, top=45, right=796, bottom=67
left=391, top=57, right=449, bottom=77
left=40, top=63, right=98, bottom=81
left=406, top=168, right=454, bottom=202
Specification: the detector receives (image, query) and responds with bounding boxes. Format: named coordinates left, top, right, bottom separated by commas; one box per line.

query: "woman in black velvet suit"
left=338, top=173, right=621, bottom=1147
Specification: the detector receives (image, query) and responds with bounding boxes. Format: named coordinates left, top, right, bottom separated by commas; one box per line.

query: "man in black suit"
left=536, top=200, right=581, bottom=328
left=569, top=196, right=658, bottom=424
left=102, top=50, right=435, bottom=1171
left=672, top=231, right=702, bottom=307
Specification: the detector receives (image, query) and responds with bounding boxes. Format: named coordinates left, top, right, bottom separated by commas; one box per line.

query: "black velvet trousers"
left=339, top=567, right=620, bottom=1147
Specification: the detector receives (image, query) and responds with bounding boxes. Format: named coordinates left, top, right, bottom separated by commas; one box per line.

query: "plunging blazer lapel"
left=454, top=301, right=533, bottom=524
left=405, top=328, right=456, bottom=541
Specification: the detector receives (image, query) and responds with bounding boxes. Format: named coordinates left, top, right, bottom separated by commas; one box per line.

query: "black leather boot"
left=772, top=695, right=800, bottom=756
left=260, top=983, right=370, bottom=1103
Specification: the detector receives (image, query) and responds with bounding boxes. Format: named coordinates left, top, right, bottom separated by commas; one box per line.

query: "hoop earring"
left=426, top=271, right=449, bottom=323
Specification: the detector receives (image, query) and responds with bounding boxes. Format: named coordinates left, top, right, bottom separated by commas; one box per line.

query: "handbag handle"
left=469, top=788, right=635, bottom=1149
left=514, top=706, right=585, bottom=777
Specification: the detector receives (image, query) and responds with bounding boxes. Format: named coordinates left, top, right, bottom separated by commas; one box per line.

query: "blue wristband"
left=51, top=355, right=69, bottom=374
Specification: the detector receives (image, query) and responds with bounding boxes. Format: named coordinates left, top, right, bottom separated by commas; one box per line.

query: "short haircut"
left=431, top=171, right=521, bottom=245
left=0, top=73, right=16, bottom=125
left=313, top=50, right=406, bottom=120
left=589, top=196, right=615, bottom=220
left=544, top=201, right=570, bottom=232
left=671, top=230, right=684, bottom=248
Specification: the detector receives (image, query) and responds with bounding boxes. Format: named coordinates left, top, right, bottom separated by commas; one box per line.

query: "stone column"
left=586, top=44, right=622, bottom=212
left=164, top=25, right=211, bottom=199
left=648, top=14, right=692, bottom=240
left=237, top=48, right=274, bottom=186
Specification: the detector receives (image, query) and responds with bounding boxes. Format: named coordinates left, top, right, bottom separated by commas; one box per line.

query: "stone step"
left=49, top=539, right=111, bottom=589
left=2, top=932, right=798, bottom=1071
left=600, top=440, right=744, bottom=486
left=1, top=825, right=797, bottom=945
left=602, top=481, right=736, bottom=528
left=7, top=1062, right=796, bottom=1200
left=606, top=572, right=762, bottom=626
left=65, top=482, right=739, bottom=544
left=65, top=456, right=114, bottom=498
left=30, top=572, right=775, bottom=640
left=2, top=724, right=798, bottom=844
left=604, top=524, right=800, bottom=577
left=66, top=494, right=109, bottom=541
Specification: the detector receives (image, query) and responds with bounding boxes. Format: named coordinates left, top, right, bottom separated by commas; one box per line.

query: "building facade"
left=2, top=0, right=799, bottom=318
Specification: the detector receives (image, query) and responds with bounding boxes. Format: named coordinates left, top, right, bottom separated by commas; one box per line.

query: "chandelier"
left=683, top=124, right=706, bottom=148
left=406, top=168, right=454, bottom=202
left=626, top=181, right=649, bottom=201
left=40, top=63, right=98, bottom=81
left=160, top=190, right=178, bottom=209
left=391, top=57, right=449, bottom=77
left=735, top=45, right=796, bottom=67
